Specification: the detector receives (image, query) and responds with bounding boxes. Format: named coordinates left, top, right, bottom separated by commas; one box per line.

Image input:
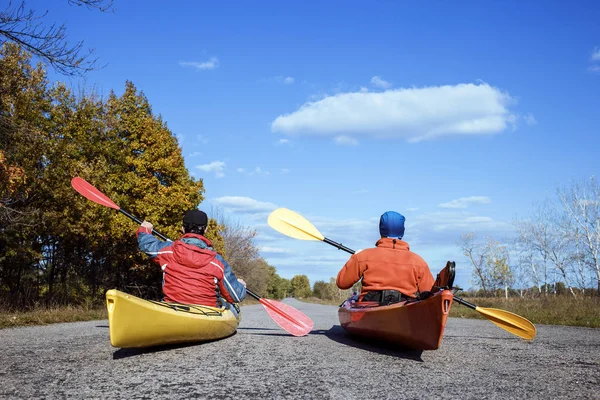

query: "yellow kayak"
left=106, top=289, right=240, bottom=348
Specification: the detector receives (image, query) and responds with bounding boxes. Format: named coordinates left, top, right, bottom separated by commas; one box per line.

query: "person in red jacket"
left=336, top=211, right=434, bottom=303
left=137, top=209, right=246, bottom=310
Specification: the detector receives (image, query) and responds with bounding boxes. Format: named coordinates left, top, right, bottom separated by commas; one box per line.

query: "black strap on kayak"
left=361, top=290, right=414, bottom=305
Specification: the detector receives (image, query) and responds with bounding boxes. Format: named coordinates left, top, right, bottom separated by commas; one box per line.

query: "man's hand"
left=238, top=279, right=247, bottom=287
left=141, top=221, right=153, bottom=231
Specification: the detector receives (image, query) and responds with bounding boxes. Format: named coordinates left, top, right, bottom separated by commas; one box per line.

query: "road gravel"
left=1, top=299, right=598, bottom=399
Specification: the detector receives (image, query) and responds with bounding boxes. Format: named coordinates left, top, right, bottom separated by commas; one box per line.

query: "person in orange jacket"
left=336, top=211, right=434, bottom=303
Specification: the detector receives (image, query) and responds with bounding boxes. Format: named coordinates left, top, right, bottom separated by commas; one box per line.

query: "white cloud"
left=281, top=168, right=290, bottom=174
left=360, top=86, right=369, bottom=92
left=438, top=196, right=492, bottom=209
left=405, top=207, right=420, bottom=212
left=523, top=113, right=537, bottom=126
left=259, top=246, right=294, bottom=254
left=237, top=167, right=270, bottom=176
left=188, top=151, right=202, bottom=157
left=211, top=196, right=278, bottom=214
left=371, top=75, right=392, bottom=89
left=179, top=57, right=219, bottom=70
left=334, top=135, right=359, bottom=146
left=589, top=65, right=600, bottom=73
left=591, top=47, right=600, bottom=61
left=196, top=161, right=226, bottom=178
left=271, top=83, right=517, bottom=143
left=262, top=76, right=295, bottom=84
left=405, top=210, right=514, bottom=250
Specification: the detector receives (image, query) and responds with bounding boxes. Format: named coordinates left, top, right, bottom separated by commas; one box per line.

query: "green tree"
left=290, top=275, right=311, bottom=298
left=312, top=280, right=328, bottom=299
left=0, top=43, right=51, bottom=307
left=0, top=44, right=214, bottom=307
left=266, top=268, right=291, bottom=300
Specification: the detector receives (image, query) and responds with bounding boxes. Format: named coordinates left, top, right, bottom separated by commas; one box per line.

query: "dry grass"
left=0, top=306, right=107, bottom=329
left=451, top=296, right=600, bottom=328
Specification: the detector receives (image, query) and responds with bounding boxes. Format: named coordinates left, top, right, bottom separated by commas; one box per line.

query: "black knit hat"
left=183, top=209, right=208, bottom=227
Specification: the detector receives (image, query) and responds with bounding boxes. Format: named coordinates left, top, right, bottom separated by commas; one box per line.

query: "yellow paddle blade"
left=476, top=306, right=537, bottom=340
left=268, top=208, right=324, bottom=241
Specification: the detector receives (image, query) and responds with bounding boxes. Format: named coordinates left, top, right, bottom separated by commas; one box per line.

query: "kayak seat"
left=361, top=289, right=414, bottom=305
left=433, top=261, right=456, bottom=290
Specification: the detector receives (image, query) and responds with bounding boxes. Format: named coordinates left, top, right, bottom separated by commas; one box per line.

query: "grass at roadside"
left=2, top=295, right=599, bottom=329
left=0, top=306, right=107, bottom=329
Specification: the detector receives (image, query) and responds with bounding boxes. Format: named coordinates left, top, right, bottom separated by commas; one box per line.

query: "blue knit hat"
left=379, top=211, right=405, bottom=239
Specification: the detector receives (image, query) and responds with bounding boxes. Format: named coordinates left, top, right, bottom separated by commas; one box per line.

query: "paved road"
left=1, top=299, right=598, bottom=399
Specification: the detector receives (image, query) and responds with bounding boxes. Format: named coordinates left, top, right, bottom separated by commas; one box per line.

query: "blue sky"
left=33, top=0, right=600, bottom=288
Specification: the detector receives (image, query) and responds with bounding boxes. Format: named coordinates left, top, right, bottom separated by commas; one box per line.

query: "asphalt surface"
left=0, top=299, right=598, bottom=399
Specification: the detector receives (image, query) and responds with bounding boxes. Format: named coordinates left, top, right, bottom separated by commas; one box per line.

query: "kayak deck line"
left=145, top=299, right=225, bottom=316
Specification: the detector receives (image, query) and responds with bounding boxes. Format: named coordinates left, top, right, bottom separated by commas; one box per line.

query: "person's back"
left=136, top=209, right=246, bottom=307
left=336, top=211, right=434, bottom=300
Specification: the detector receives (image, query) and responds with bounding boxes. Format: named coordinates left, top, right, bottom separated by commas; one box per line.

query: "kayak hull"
left=338, top=289, right=454, bottom=350
left=106, top=289, right=240, bottom=348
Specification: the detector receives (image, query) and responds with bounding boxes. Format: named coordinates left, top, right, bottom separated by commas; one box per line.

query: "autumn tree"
left=266, top=268, right=291, bottom=299
left=485, top=240, right=513, bottom=298
left=290, top=275, right=311, bottom=298
left=0, top=43, right=51, bottom=307
left=312, top=280, right=329, bottom=299
left=0, top=44, right=210, bottom=307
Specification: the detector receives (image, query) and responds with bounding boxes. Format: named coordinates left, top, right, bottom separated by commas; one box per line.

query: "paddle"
left=268, top=207, right=536, bottom=341
left=71, top=177, right=314, bottom=337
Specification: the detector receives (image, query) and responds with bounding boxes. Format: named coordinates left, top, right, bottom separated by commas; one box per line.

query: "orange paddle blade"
left=259, top=298, right=314, bottom=336
left=71, top=177, right=120, bottom=210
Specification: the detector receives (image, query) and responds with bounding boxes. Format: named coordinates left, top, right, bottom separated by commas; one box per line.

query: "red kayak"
left=338, top=289, right=453, bottom=350
left=338, top=262, right=456, bottom=350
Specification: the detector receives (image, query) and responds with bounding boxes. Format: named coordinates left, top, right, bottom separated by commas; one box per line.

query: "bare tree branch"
left=0, top=0, right=113, bottom=76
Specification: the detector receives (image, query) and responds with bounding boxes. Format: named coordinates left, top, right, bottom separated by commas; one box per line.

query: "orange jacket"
left=336, top=238, right=434, bottom=299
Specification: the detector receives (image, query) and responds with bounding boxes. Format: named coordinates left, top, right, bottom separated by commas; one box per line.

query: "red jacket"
left=336, top=238, right=434, bottom=300
left=137, top=227, right=246, bottom=306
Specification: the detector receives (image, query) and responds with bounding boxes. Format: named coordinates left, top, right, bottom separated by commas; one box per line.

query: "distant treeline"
left=0, top=43, right=298, bottom=309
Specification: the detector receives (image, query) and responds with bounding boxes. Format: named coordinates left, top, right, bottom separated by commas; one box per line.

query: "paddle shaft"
left=246, top=289, right=260, bottom=300
left=323, top=238, right=355, bottom=254
left=451, top=296, right=477, bottom=310
left=117, top=208, right=170, bottom=241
